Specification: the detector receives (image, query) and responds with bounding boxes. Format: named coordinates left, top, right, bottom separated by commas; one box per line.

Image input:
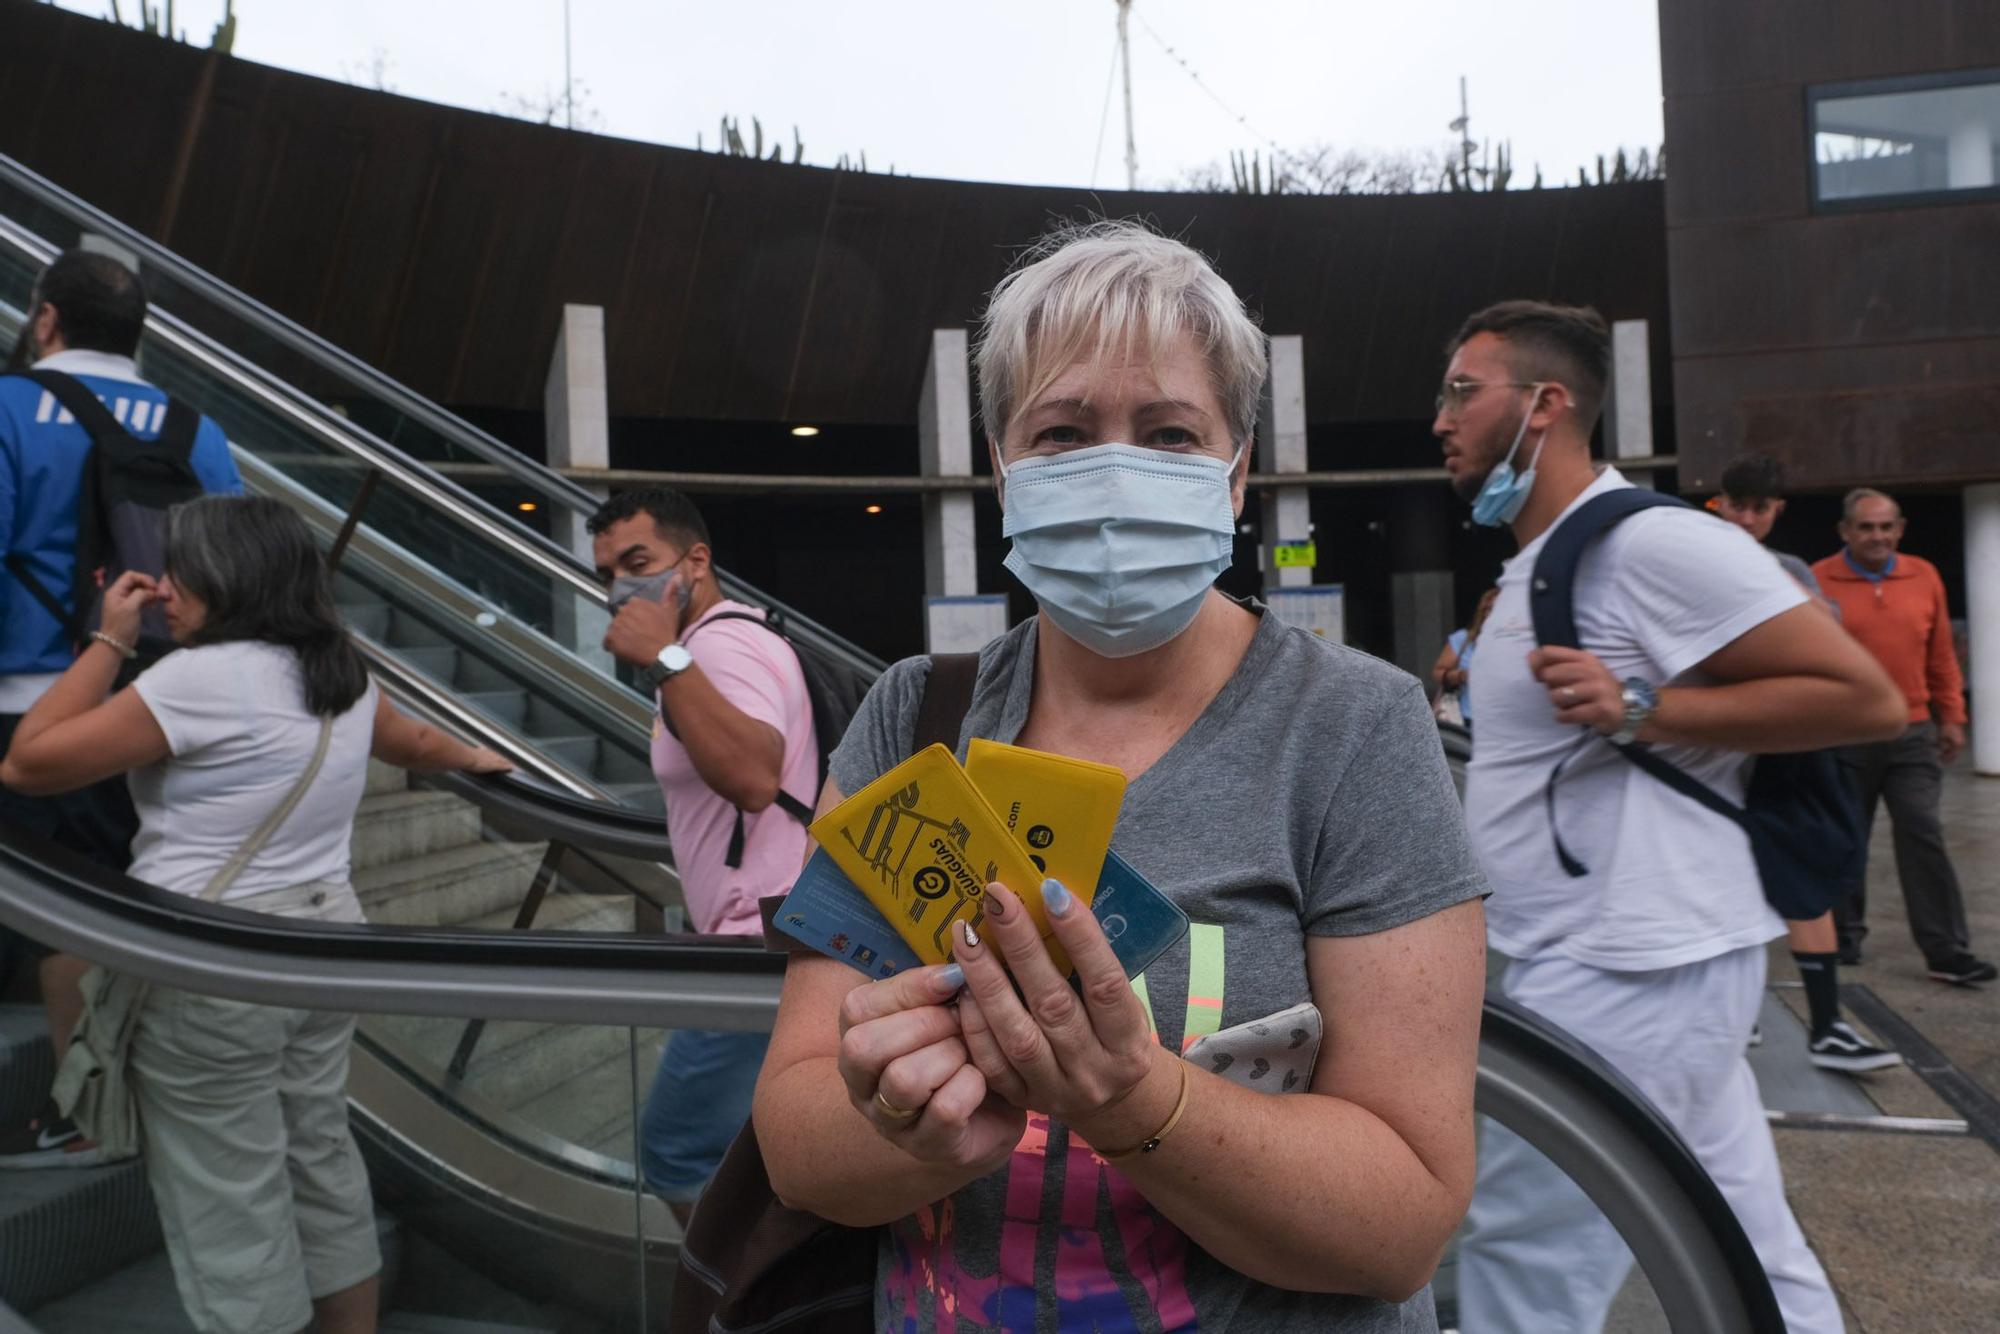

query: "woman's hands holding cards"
left=835, top=961, right=1025, bottom=1174
left=952, top=879, right=1173, bottom=1143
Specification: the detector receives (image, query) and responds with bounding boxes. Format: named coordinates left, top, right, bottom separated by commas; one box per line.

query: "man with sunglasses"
left=1434, top=301, right=1902, bottom=1333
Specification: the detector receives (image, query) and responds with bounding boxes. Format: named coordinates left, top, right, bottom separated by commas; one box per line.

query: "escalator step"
left=0, top=1157, right=159, bottom=1316
left=365, top=759, right=410, bottom=797
left=337, top=603, right=391, bottom=641
left=395, top=644, right=460, bottom=684
left=0, top=1004, right=55, bottom=1130
left=384, top=609, right=455, bottom=650
left=351, top=790, right=485, bottom=872
left=457, top=689, right=529, bottom=730
left=354, top=842, right=548, bottom=927
left=27, top=1214, right=401, bottom=1332
left=380, top=1316, right=558, bottom=1334
left=532, top=734, right=600, bottom=774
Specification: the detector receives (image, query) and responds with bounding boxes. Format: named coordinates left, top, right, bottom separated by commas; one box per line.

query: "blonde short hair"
left=975, top=220, right=1268, bottom=448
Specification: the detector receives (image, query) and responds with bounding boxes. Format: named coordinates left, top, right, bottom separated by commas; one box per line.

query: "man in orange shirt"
left=1812, top=488, right=1995, bottom=985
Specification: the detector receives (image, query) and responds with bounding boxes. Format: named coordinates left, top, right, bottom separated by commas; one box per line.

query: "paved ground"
left=1766, top=756, right=2000, bottom=1334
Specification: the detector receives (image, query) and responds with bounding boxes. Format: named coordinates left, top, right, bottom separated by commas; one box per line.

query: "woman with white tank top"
left=0, top=495, right=509, bottom=1334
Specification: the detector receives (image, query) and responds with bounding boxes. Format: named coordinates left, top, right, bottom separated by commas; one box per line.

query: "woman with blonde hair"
left=753, top=221, right=1489, bottom=1330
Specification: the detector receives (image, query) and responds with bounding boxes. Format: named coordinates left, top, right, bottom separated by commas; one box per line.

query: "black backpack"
left=1530, top=487, right=1865, bottom=920
left=3, top=369, right=204, bottom=668
left=679, top=606, right=874, bottom=867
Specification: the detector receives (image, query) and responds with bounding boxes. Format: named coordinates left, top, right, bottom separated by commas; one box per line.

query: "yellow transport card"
left=810, top=744, right=1070, bottom=971
left=965, top=739, right=1124, bottom=913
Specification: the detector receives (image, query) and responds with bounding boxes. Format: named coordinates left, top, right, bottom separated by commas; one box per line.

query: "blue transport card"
left=773, top=848, right=922, bottom=979
left=774, top=847, right=1189, bottom=982
left=1089, top=850, right=1190, bottom=980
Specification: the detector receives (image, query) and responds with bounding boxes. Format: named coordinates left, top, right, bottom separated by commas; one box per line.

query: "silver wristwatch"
left=1610, top=677, right=1660, bottom=747
left=643, top=642, right=694, bottom=689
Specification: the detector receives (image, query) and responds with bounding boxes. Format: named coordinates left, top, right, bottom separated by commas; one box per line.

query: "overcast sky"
left=53, top=0, right=1663, bottom=190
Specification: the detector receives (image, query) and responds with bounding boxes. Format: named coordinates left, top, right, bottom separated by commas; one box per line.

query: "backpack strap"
left=1529, top=488, right=1691, bottom=650
left=153, top=399, right=201, bottom=458
left=1531, top=486, right=1749, bottom=877
left=17, top=369, right=130, bottom=444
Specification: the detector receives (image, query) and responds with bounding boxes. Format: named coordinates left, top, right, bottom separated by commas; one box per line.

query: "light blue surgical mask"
left=1469, top=384, right=1549, bottom=528
left=998, top=442, right=1241, bottom=658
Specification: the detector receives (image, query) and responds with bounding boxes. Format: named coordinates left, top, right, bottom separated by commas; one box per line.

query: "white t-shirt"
left=1464, top=469, right=1805, bottom=971
left=128, top=641, right=378, bottom=902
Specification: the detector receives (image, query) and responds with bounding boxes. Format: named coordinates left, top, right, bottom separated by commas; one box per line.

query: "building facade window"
left=1810, top=69, right=2000, bottom=209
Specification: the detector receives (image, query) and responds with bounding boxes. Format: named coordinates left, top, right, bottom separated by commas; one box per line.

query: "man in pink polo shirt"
left=591, top=487, right=818, bottom=1217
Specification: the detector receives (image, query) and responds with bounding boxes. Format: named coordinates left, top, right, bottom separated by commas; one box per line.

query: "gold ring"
left=874, top=1089, right=920, bottom=1122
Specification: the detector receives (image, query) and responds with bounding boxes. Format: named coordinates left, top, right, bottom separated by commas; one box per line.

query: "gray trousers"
left=1835, top=720, right=1972, bottom=967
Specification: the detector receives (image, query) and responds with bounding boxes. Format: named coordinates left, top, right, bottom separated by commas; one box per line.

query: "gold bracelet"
left=89, top=630, right=137, bottom=660
left=1097, top=1058, right=1192, bottom=1164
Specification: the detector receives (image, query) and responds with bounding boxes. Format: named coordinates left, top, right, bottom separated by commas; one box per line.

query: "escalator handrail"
left=0, top=823, right=782, bottom=1031
left=0, top=153, right=887, bottom=679
left=425, top=770, right=676, bottom=864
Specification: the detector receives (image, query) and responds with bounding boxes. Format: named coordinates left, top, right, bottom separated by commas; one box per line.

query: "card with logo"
left=964, top=738, right=1124, bottom=912
left=770, top=848, right=922, bottom=979
left=808, top=744, right=1068, bottom=972
left=775, top=845, right=1186, bottom=982
left=1089, top=850, right=1190, bottom=980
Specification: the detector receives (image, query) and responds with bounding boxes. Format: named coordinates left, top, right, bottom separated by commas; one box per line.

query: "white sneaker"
left=1808, top=1021, right=1902, bottom=1074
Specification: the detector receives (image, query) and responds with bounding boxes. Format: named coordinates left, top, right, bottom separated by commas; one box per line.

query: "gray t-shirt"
left=829, top=605, right=1488, bottom=1333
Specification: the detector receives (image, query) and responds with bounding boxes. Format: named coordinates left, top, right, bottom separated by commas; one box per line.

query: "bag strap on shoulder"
left=1529, top=488, right=1691, bottom=650
left=1531, top=487, right=1748, bottom=878
left=16, top=369, right=128, bottom=443
left=199, top=717, right=336, bottom=903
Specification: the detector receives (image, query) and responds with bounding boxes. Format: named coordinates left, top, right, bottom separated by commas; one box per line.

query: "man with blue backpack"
left=1434, top=300, right=1904, bottom=1333
left=0, top=249, right=240, bottom=1168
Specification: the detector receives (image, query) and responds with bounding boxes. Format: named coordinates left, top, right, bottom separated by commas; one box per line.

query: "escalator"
left=0, top=151, right=1781, bottom=1330
left=0, top=787, right=1783, bottom=1331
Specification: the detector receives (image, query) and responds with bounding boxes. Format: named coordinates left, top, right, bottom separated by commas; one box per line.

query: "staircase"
left=0, top=758, right=680, bottom=1329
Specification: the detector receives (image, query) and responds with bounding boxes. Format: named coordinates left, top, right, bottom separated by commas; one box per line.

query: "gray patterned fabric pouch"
left=1183, top=1000, right=1322, bottom=1093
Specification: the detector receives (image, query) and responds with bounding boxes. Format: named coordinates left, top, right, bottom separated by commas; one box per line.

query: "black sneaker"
left=1837, top=939, right=1863, bottom=966
left=1928, top=954, right=1999, bottom=986
left=0, top=1101, right=106, bottom=1170
left=1808, top=1021, right=1903, bottom=1073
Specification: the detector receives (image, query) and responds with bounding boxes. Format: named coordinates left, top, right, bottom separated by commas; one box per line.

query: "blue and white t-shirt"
left=0, top=349, right=241, bottom=710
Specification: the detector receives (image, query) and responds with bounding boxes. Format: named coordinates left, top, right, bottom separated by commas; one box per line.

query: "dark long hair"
left=164, top=496, right=370, bottom=718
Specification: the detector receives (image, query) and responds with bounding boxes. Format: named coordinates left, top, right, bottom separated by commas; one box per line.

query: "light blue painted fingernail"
left=1041, top=877, right=1074, bottom=917
left=936, top=963, right=965, bottom=991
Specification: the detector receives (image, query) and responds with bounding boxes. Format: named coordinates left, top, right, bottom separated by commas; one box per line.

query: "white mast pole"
left=1118, top=0, right=1138, bottom=189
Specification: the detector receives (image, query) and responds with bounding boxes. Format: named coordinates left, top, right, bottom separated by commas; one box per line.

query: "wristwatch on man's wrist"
left=1609, top=677, right=1660, bottom=747
left=643, top=643, right=694, bottom=689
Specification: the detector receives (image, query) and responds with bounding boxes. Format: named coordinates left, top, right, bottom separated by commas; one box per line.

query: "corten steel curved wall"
left=0, top=0, right=1670, bottom=433
left=1661, top=0, right=2000, bottom=490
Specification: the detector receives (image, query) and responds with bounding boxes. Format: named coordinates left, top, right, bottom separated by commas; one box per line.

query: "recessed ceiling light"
left=791, top=425, right=821, bottom=437
left=864, top=504, right=883, bottom=515
left=517, top=501, right=538, bottom=513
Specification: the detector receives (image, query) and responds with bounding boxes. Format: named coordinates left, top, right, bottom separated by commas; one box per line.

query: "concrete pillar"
left=1947, top=117, right=1996, bottom=190
left=1604, top=318, right=1654, bottom=489
left=1257, top=335, right=1314, bottom=586
left=544, top=304, right=612, bottom=660
left=1389, top=487, right=1454, bottom=681
left=1966, top=484, right=2000, bottom=775
left=920, top=329, right=1006, bottom=651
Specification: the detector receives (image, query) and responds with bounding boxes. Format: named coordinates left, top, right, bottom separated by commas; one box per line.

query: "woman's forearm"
left=1072, top=1048, right=1466, bottom=1301
left=753, top=1058, right=998, bottom=1226
left=11, top=640, right=123, bottom=751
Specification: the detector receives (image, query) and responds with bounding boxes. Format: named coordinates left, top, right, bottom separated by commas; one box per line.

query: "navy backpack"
left=1530, top=488, right=1865, bottom=920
